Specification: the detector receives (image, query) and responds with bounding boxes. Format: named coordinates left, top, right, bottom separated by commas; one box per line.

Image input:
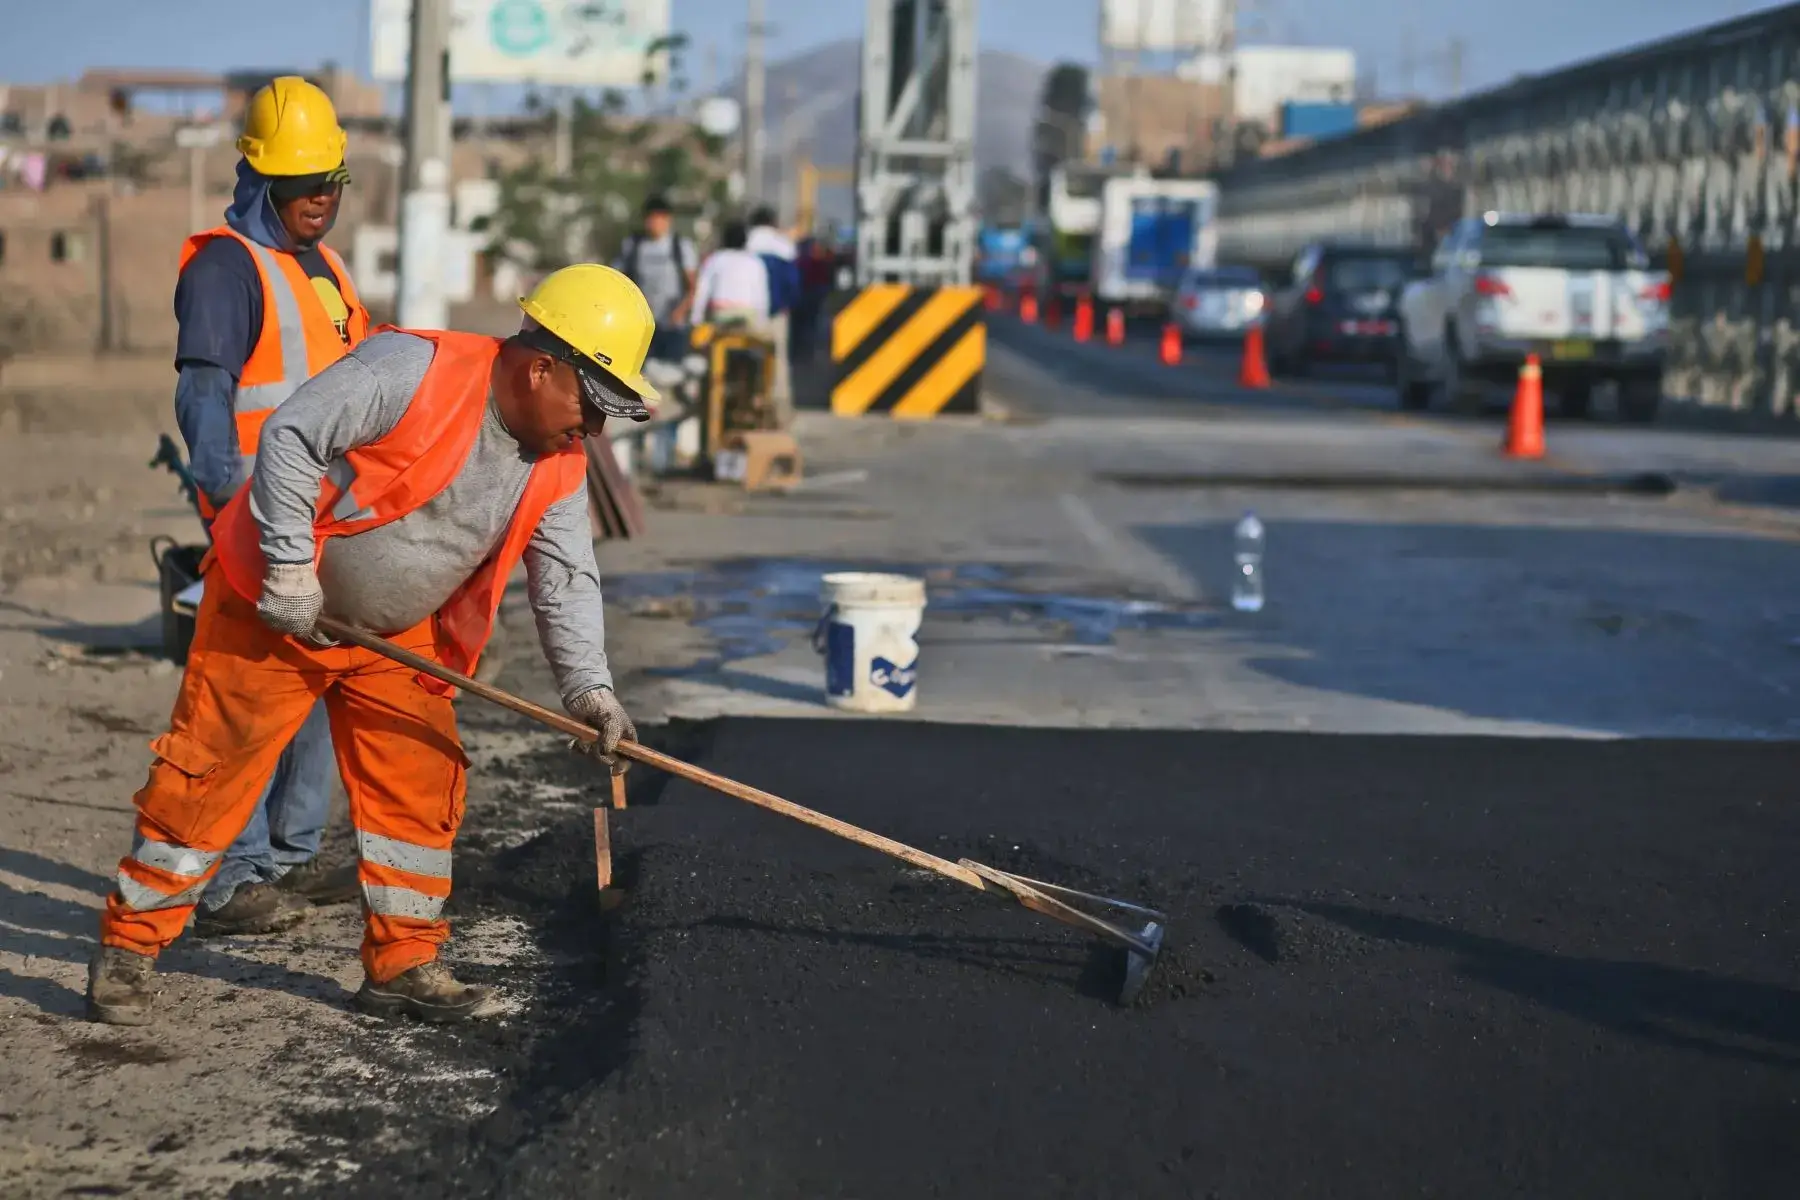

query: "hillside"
left=725, top=39, right=1046, bottom=226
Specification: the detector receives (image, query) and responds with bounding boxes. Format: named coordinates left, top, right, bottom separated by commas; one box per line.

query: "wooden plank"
left=593, top=807, right=611, bottom=891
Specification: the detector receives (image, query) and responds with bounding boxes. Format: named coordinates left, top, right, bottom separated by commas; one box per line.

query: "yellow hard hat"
left=517, top=264, right=661, bottom=416
left=237, top=76, right=348, bottom=178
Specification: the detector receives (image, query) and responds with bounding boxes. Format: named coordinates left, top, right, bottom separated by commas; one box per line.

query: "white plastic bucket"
left=813, top=572, right=926, bottom=713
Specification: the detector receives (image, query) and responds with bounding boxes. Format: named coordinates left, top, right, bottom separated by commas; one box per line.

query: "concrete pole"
left=554, top=88, right=573, bottom=175
left=744, top=0, right=766, bottom=204
left=397, top=0, right=452, bottom=329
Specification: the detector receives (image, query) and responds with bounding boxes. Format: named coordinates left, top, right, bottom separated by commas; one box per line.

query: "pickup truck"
left=1393, top=213, right=1670, bottom=422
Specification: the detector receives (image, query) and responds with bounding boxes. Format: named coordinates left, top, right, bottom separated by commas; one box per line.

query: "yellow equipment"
left=689, top=321, right=800, bottom=490
left=518, top=264, right=662, bottom=406
left=237, top=77, right=349, bottom=178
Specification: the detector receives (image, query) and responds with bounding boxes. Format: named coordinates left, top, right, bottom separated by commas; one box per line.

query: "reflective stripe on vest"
left=177, top=228, right=370, bottom=518
left=207, top=328, right=588, bottom=696
left=115, top=835, right=224, bottom=912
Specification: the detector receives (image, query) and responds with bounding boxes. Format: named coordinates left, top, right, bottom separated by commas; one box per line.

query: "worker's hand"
left=566, top=686, right=636, bottom=776
left=256, top=562, right=335, bottom=647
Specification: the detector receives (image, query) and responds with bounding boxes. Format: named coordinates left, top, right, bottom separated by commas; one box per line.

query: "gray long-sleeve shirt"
left=248, top=331, right=612, bottom=703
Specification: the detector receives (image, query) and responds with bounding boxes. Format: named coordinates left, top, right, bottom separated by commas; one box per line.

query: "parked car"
left=1394, top=213, right=1669, bottom=421
left=1264, top=243, right=1415, bottom=377
left=1172, top=266, right=1266, bottom=338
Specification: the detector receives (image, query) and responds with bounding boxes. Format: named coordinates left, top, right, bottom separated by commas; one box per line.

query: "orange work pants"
left=99, top=567, right=468, bottom=983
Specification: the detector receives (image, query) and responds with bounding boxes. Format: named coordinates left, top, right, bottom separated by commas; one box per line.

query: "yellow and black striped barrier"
left=829, top=284, right=986, bottom=417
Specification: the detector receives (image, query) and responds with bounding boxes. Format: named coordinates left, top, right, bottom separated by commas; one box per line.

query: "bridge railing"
left=1214, top=4, right=1800, bottom=420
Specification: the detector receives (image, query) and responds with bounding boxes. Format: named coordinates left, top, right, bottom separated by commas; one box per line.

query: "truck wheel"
left=1619, top=378, right=1662, bottom=424
left=1442, top=328, right=1483, bottom=415
left=1395, top=350, right=1431, bottom=411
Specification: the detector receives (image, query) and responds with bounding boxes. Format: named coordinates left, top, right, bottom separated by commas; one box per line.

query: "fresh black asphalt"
left=256, top=719, right=1800, bottom=1199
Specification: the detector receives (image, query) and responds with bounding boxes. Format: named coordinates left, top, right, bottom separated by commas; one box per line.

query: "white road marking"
left=1056, top=492, right=1198, bottom=600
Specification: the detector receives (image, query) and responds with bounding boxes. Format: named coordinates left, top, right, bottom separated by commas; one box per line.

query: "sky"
left=0, top=0, right=1766, bottom=101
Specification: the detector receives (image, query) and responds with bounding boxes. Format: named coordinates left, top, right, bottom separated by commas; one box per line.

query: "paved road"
left=306, top=719, right=1800, bottom=1200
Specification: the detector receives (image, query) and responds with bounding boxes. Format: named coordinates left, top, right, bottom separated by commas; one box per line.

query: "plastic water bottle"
left=1232, top=511, right=1265, bottom=613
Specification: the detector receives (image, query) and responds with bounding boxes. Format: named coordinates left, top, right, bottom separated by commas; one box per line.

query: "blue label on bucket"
left=824, top=621, right=855, bottom=696
left=870, top=656, right=917, bottom=698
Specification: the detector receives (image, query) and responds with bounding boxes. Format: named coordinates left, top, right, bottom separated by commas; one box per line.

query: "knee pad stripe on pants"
left=130, top=835, right=223, bottom=879
left=116, top=867, right=211, bottom=912
left=362, top=884, right=446, bottom=921
left=356, top=829, right=452, bottom=878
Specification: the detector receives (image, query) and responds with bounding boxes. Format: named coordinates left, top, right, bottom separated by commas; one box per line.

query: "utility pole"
left=744, top=0, right=766, bottom=203
left=1445, top=38, right=1466, bottom=97
left=397, top=0, right=452, bottom=329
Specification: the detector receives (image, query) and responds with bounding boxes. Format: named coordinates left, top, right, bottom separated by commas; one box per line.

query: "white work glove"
left=256, top=562, right=334, bottom=647
left=566, top=687, right=636, bottom=776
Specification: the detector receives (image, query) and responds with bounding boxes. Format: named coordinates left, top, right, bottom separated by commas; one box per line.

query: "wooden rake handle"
left=311, top=616, right=989, bottom=891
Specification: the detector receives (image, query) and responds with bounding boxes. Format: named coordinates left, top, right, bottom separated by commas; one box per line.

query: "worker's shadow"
left=1247, top=900, right=1800, bottom=1070
left=0, top=845, right=346, bottom=1018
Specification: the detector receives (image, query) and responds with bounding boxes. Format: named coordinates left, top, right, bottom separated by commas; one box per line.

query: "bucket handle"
left=809, top=604, right=839, bottom=654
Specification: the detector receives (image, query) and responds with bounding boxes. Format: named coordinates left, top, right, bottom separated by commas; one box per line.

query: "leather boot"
left=274, top=859, right=360, bottom=906
left=193, top=882, right=312, bottom=937
left=355, top=961, right=504, bottom=1023
left=86, top=945, right=156, bottom=1026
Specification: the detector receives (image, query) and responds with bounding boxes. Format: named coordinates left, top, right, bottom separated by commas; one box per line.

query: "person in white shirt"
left=747, top=206, right=799, bottom=425
left=692, top=220, right=771, bottom=324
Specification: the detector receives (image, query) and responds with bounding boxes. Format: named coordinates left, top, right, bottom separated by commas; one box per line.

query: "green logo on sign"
left=490, top=0, right=552, bottom=57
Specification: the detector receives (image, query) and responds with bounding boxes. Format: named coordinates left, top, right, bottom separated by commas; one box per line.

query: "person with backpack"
left=747, top=205, right=802, bottom=427
left=614, top=194, right=698, bottom=362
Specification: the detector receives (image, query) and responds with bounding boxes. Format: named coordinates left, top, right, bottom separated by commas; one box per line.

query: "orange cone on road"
left=1239, top=324, right=1271, bottom=389
left=1160, top=322, right=1182, bottom=366
left=983, top=284, right=1001, bottom=311
left=1073, top=293, right=1094, bottom=342
left=1504, top=354, right=1546, bottom=459
left=1020, top=290, right=1038, bottom=324
left=1106, top=307, right=1125, bottom=345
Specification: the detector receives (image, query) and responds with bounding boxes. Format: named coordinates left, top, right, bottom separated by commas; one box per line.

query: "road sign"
left=370, top=0, right=672, bottom=86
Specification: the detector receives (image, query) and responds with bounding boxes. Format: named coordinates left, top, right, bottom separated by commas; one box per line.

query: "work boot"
left=355, top=961, right=505, bottom=1024
left=192, top=882, right=312, bottom=938
left=274, top=859, right=360, bottom=906
left=86, top=945, right=156, bottom=1026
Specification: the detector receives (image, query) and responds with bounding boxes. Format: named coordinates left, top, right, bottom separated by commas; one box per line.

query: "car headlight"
left=1244, top=292, right=1265, bottom=313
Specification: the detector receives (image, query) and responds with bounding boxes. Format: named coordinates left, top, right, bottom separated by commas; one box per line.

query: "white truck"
left=1393, top=212, right=1670, bottom=422
left=1091, top=175, right=1219, bottom=316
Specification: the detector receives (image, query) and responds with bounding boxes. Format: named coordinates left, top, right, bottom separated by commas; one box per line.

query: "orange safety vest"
left=177, top=226, right=371, bottom=517
left=208, top=328, right=587, bottom=696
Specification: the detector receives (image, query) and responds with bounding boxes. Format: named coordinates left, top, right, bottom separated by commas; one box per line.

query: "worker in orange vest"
left=91, top=264, right=654, bottom=1026
left=170, top=77, right=369, bottom=938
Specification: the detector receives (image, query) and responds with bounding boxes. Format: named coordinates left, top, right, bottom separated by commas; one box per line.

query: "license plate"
left=1552, top=339, right=1593, bottom=360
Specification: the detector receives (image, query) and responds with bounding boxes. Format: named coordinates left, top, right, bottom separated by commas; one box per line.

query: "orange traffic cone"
left=1504, top=354, right=1545, bottom=459
left=1106, top=307, right=1125, bottom=345
left=1073, top=293, right=1094, bottom=342
left=983, top=284, right=1001, bottom=311
left=1238, top=324, right=1271, bottom=388
left=1020, top=290, right=1038, bottom=324
left=1160, top=322, right=1182, bottom=366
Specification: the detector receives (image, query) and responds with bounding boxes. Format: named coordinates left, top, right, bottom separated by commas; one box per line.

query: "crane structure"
left=855, top=0, right=979, bottom=286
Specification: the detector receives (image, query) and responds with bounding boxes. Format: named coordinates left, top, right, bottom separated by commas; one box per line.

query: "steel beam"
left=856, top=0, right=978, bottom=286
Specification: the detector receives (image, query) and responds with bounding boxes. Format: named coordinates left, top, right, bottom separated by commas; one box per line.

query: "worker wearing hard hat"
left=168, top=76, right=370, bottom=939
left=89, top=264, right=654, bottom=1027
